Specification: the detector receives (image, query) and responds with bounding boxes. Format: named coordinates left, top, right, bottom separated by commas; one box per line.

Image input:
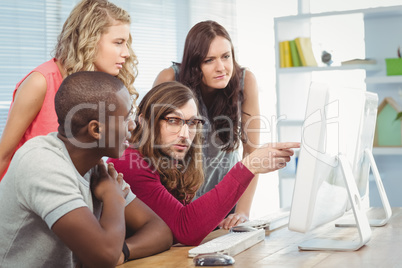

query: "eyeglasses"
left=161, top=117, right=205, bottom=134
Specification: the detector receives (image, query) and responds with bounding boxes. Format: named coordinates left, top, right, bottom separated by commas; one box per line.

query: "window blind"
left=0, top=0, right=73, bottom=137
left=115, top=0, right=238, bottom=102
left=0, top=0, right=238, bottom=137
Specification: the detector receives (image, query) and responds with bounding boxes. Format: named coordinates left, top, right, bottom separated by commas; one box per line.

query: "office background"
left=1, top=0, right=401, bottom=218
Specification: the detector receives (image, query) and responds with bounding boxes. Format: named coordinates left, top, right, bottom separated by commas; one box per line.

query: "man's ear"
left=88, top=120, right=102, bottom=140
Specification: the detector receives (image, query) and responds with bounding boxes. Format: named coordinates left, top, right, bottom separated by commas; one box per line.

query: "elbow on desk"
left=157, top=222, right=174, bottom=251
left=173, top=230, right=206, bottom=246
left=174, top=237, right=201, bottom=246
left=169, top=218, right=213, bottom=246
left=79, top=246, right=122, bottom=268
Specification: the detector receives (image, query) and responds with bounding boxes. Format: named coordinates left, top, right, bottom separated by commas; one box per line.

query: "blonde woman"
left=0, top=0, right=138, bottom=179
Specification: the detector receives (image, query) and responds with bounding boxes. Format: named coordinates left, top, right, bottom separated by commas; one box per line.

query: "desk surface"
left=119, top=207, right=402, bottom=268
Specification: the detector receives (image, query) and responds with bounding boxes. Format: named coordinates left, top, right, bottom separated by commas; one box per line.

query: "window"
left=115, top=0, right=238, bottom=101
left=0, top=0, right=237, bottom=136
left=0, top=0, right=72, bottom=137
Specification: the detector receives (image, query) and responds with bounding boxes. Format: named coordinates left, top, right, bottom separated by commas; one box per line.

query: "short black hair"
left=55, top=71, right=126, bottom=136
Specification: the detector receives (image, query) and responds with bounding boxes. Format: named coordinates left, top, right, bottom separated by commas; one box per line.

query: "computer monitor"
left=288, top=82, right=391, bottom=251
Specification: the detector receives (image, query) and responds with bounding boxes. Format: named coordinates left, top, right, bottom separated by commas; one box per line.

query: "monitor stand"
left=298, top=154, right=372, bottom=251
left=335, top=148, right=392, bottom=227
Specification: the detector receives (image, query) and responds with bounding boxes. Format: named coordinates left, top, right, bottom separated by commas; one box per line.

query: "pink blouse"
left=11, top=58, right=63, bottom=152
left=1, top=58, right=63, bottom=180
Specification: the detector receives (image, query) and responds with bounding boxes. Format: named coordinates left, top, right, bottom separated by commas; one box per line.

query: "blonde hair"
left=55, top=0, right=138, bottom=101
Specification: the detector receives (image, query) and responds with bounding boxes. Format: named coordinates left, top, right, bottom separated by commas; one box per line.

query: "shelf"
left=275, top=5, right=402, bottom=208
left=372, top=147, right=402, bottom=155
left=365, top=76, right=402, bottom=85
left=277, top=64, right=381, bottom=74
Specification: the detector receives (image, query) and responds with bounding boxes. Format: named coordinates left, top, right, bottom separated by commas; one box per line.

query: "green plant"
left=396, top=112, right=402, bottom=120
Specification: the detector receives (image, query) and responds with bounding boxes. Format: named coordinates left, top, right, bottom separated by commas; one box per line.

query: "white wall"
left=235, top=0, right=298, bottom=218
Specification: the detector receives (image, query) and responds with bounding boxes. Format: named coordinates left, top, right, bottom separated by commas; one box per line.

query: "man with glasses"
left=0, top=72, right=172, bottom=267
left=109, top=81, right=299, bottom=246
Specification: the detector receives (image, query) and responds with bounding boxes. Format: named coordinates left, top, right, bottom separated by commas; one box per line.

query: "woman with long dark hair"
left=154, top=20, right=261, bottom=229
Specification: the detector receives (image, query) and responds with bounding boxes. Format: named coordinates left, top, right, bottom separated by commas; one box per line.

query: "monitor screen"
left=288, top=82, right=379, bottom=251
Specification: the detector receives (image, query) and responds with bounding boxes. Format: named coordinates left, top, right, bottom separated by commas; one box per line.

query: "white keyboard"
left=237, top=209, right=290, bottom=231
left=188, top=229, right=265, bottom=257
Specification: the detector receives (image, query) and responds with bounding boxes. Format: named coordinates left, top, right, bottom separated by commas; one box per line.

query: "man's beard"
left=158, top=148, right=188, bottom=172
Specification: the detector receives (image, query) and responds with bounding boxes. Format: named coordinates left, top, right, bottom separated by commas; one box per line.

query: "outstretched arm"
left=110, top=151, right=255, bottom=246
left=116, top=197, right=173, bottom=265
left=0, top=72, right=47, bottom=178
left=110, top=144, right=298, bottom=246
left=241, top=142, right=300, bottom=174
left=110, top=143, right=297, bottom=246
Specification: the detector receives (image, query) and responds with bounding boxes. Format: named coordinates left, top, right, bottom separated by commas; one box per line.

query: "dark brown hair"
left=178, top=20, right=244, bottom=151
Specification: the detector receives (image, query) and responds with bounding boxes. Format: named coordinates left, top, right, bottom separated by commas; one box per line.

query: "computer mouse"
left=193, top=253, right=235, bottom=266
left=229, top=225, right=258, bottom=233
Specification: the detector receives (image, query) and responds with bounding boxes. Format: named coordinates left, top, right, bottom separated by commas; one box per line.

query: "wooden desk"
left=119, top=208, right=402, bottom=267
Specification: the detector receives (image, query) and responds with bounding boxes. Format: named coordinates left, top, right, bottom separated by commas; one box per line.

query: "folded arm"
left=117, top=197, right=173, bottom=265
left=52, top=162, right=128, bottom=268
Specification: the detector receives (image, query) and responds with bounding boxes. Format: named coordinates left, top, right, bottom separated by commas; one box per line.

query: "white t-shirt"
left=0, top=132, right=136, bottom=267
